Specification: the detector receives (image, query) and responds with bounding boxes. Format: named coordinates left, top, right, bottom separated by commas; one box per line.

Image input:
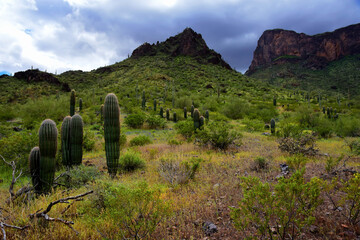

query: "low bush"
left=278, top=133, right=318, bottom=156
left=83, top=128, right=96, bottom=152
left=231, top=169, right=324, bottom=239
left=124, top=112, right=146, bottom=128
left=175, top=119, right=194, bottom=140
left=221, top=98, right=250, bottom=120
left=57, top=165, right=101, bottom=189
left=119, top=150, right=145, bottom=172
left=334, top=116, right=360, bottom=137
left=146, top=114, right=166, bottom=129
left=286, top=154, right=308, bottom=171
left=130, top=135, right=152, bottom=146
left=195, top=121, right=242, bottom=150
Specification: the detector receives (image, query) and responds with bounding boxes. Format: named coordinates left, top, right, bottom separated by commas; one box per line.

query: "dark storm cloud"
left=1, top=0, right=360, bottom=74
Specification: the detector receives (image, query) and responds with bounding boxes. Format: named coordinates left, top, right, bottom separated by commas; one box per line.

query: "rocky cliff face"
left=132, top=28, right=231, bottom=69
left=247, top=23, right=360, bottom=74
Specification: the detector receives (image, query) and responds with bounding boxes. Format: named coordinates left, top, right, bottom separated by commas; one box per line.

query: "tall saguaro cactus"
left=270, top=118, right=276, bottom=134
left=193, top=109, right=200, bottom=130
left=153, top=99, right=157, bottom=112
left=191, top=105, right=195, bottom=118
left=160, top=107, right=164, bottom=118
left=61, top=116, right=72, bottom=167
left=38, top=119, right=58, bottom=193
left=104, top=93, right=120, bottom=177
left=141, top=90, right=146, bottom=110
left=166, top=109, right=170, bottom=120
left=29, top=147, right=41, bottom=192
left=79, top=98, right=83, bottom=112
left=70, top=114, right=83, bottom=165
left=70, top=89, right=76, bottom=116
left=184, top=107, right=187, bottom=119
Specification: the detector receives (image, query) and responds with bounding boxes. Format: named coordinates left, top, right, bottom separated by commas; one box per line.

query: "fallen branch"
left=0, top=221, right=29, bottom=240
left=0, top=155, right=33, bottom=204
left=29, top=190, right=93, bottom=234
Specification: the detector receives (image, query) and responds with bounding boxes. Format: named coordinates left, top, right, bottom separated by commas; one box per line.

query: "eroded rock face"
left=131, top=28, right=231, bottom=69
left=247, top=23, right=360, bottom=74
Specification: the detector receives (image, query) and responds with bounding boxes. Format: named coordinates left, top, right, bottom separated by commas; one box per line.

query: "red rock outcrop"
left=247, top=23, right=360, bottom=74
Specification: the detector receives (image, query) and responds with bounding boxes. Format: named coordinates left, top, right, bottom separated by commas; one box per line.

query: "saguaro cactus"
left=70, top=114, right=83, bottom=165
left=270, top=118, right=276, bottom=134
left=173, top=112, right=177, bottom=122
left=273, top=97, right=277, bottom=107
left=141, top=90, right=146, bottom=109
left=166, top=109, right=170, bottom=120
left=184, top=107, right=187, bottom=119
left=191, top=105, right=195, bottom=118
left=79, top=98, right=83, bottom=112
left=199, top=116, right=205, bottom=129
left=193, top=109, right=200, bottom=130
left=29, top=147, right=41, bottom=192
left=104, top=93, right=120, bottom=177
left=153, top=99, right=157, bottom=112
left=70, top=89, right=76, bottom=116
left=38, top=119, right=58, bottom=193
left=61, top=116, right=72, bottom=167
left=205, top=110, right=209, bottom=121
left=160, top=107, right=164, bottom=118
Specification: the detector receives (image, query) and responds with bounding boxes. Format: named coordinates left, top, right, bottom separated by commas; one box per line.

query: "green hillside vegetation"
left=0, top=46, right=360, bottom=239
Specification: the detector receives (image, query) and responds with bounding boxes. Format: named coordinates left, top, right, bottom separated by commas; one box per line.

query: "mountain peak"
left=131, top=28, right=231, bottom=69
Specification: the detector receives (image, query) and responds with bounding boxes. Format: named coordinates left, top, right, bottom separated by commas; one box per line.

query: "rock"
left=262, top=132, right=271, bottom=136
left=280, top=163, right=289, bottom=175
left=309, top=225, right=318, bottom=233
left=247, top=23, right=360, bottom=75
left=13, top=126, right=22, bottom=132
left=203, top=221, right=218, bottom=236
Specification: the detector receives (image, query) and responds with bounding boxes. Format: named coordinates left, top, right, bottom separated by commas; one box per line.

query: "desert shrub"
left=230, top=169, right=324, bottom=239
left=57, top=165, right=101, bottom=189
left=124, top=112, right=146, bottom=128
left=278, top=133, right=318, bottom=156
left=209, top=112, right=229, bottom=122
left=174, top=119, right=194, bottom=140
left=83, top=128, right=96, bottom=152
left=326, top=173, right=360, bottom=225
left=280, top=121, right=302, bottom=138
left=195, top=121, right=242, bottom=150
left=0, top=104, right=16, bottom=121
left=167, top=138, right=182, bottom=147
left=286, top=154, right=308, bottom=171
left=146, top=114, right=166, bottom=129
left=175, top=96, right=192, bottom=109
left=120, top=132, right=127, bottom=147
left=251, top=156, right=268, bottom=171
left=158, top=157, right=202, bottom=185
left=119, top=150, right=145, bottom=172
left=221, top=98, right=250, bottom=119
left=83, top=181, right=171, bottom=239
left=130, top=135, right=152, bottom=146
left=314, top=116, right=333, bottom=138
left=0, top=130, right=38, bottom=170
left=334, top=116, right=360, bottom=137
left=295, top=105, right=319, bottom=128
left=202, top=96, right=219, bottom=112
left=344, top=138, right=360, bottom=155
left=249, top=103, right=278, bottom=122
left=325, top=155, right=344, bottom=174
left=242, top=118, right=264, bottom=132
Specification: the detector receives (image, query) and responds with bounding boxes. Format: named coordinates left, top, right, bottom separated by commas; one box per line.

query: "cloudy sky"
left=1, top=0, right=360, bottom=74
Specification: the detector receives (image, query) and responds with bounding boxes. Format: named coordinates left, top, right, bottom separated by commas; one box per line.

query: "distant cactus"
left=322, top=106, right=325, bottom=114
left=191, top=105, right=195, bottom=118
left=193, top=109, right=200, bottom=130
left=166, top=109, right=170, bottom=120
left=160, top=107, right=164, bottom=118
left=79, top=98, right=83, bottom=112
left=141, top=90, right=146, bottom=109
left=327, top=107, right=331, bottom=118
left=104, top=93, right=120, bottom=177
left=199, top=116, right=205, bottom=128
left=70, top=114, right=83, bottom=165
left=270, top=118, right=275, bottom=134
left=61, top=116, right=72, bottom=167
left=29, top=146, right=41, bottom=193
left=205, top=110, right=209, bottom=121
left=273, top=97, right=276, bottom=106
left=38, top=119, right=58, bottom=193
left=153, top=99, right=157, bottom=112
left=173, top=112, right=177, bottom=122
left=184, top=107, right=187, bottom=119
left=70, top=89, right=76, bottom=116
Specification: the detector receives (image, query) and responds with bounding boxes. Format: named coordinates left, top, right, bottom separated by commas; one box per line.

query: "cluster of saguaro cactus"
left=30, top=119, right=58, bottom=193
left=104, top=93, right=120, bottom=177
left=270, top=118, right=276, bottom=134
left=199, top=116, right=205, bottom=128
left=70, top=89, right=76, bottom=116
left=61, top=114, right=84, bottom=167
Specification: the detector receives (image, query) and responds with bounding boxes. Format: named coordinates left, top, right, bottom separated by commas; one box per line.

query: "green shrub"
left=286, top=154, right=308, bottom=171
left=195, top=121, right=242, bottom=150
left=280, top=121, right=302, bottom=138
left=130, top=135, right=152, bottom=146
left=146, top=114, right=166, bottom=129
left=252, top=156, right=268, bottom=171
left=83, top=181, right=171, bottom=239
left=120, top=132, right=127, bottom=147
left=230, top=169, right=324, bottom=239
left=175, top=96, right=192, bottom=109
left=0, top=130, right=38, bottom=170
left=83, top=128, right=96, bottom=152
left=175, top=119, right=194, bottom=140
left=242, top=118, right=264, bottom=132
left=124, top=112, right=146, bottom=128
left=119, top=150, right=145, bottom=172
left=314, top=116, right=333, bottom=138
left=334, top=116, right=360, bottom=137
left=221, top=98, right=250, bottom=119
left=57, top=165, right=101, bottom=188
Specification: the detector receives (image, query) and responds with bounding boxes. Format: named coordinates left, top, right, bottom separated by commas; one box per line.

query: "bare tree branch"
left=0, top=221, right=29, bottom=240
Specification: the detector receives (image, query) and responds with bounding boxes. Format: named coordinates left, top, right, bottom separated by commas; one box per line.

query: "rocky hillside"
left=131, top=28, right=232, bottom=70
left=247, top=23, right=360, bottom=74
